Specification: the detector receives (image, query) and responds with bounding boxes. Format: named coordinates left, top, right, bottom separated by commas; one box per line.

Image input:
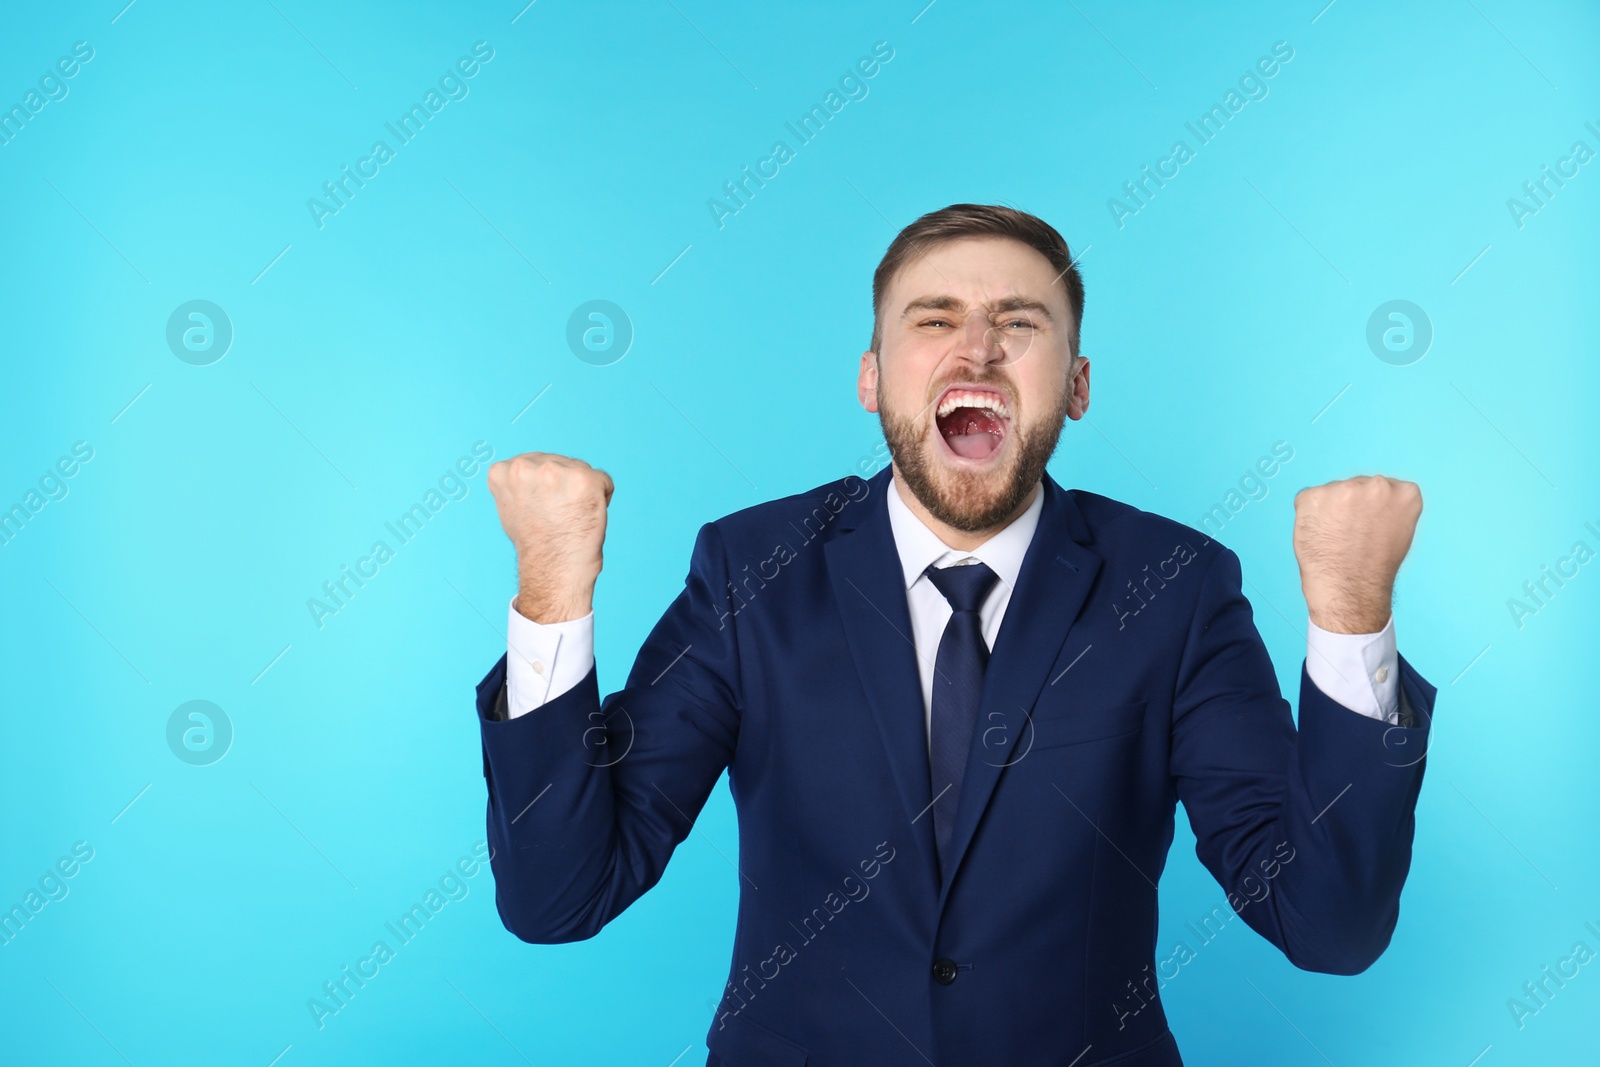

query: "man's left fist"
left=1292, top=475, right=1423, bottom=634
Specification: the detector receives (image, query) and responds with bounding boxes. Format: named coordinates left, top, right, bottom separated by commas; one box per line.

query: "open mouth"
left=934, top=387, right=1011, bottom=463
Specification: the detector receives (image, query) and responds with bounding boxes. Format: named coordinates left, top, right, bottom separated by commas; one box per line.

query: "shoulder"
left=1065, top=487, right=1230, bottom=567
left=703, top=473, right=874, bottom=554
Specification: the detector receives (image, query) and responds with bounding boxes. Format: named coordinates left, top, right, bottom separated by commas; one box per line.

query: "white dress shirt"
left=503, top=477, right=1402, bottom=726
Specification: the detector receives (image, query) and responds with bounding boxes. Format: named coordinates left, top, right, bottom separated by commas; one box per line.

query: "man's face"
left=858, top=235, right=1090, bottom=532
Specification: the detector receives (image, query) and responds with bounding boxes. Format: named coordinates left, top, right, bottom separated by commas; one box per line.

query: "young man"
left=474, top=203, right=1431, bottom=1066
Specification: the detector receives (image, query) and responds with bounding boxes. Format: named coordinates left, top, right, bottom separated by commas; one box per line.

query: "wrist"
left=1305, top=587, right=1392, bottom=635
left=513, top=592, right=594, bottom=624
left=512, top=588, right=595, bottom=620
left=514, top=574, right=596, bottom=624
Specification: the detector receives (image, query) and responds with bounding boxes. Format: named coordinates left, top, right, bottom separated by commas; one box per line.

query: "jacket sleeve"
left=1169, top=546, right=1437, bottom=974
left=473, top=521, right=743, bottom=944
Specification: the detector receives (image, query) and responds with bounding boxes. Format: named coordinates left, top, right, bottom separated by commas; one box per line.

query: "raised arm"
left=1172, top=475, right=1434, bottom=974
left=475, top=453, right=742, bottom=943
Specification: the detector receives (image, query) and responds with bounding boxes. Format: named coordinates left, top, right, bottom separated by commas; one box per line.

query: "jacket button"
left=932, top=958, right=958, bottom=985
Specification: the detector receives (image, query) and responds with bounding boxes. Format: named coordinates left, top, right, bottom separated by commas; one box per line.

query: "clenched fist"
left=1292, top=475, right=1423, bottom=634
left=487, top=452, right=614, bottom=623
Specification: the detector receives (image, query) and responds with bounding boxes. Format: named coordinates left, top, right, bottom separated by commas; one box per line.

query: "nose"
left=959, top=312, right=1006, bottom=366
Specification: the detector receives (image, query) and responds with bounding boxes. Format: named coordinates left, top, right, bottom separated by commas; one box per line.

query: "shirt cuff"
left=505, top=596, right=595, bottom=719
left=1305, top=614, right=1400, bottom=724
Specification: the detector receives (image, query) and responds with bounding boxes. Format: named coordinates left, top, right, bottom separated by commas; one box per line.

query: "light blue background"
left=2, top=1, right=1597, bottom=1063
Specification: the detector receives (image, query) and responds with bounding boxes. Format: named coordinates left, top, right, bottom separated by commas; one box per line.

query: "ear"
left=1066, top=357, right=1090, bottom=420
left=857, top=350, right=880, bottom=413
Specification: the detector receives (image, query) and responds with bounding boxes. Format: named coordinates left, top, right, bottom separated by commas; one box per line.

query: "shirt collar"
left=885, top=472, right=1044, bottom=592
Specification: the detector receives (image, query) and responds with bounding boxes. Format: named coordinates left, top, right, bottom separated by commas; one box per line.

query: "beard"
left=879, top=371, right=1072, bottom=533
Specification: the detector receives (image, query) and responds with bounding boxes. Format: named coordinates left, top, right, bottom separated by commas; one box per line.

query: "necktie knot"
left=923, top=560, right=999, bottom=615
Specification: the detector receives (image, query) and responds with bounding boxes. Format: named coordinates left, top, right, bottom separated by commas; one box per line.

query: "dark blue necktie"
left=923, top=560, right=999, bottom=879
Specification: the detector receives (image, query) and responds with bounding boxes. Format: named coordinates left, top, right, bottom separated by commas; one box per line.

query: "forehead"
left=886, top=235, right=1064, bottom=309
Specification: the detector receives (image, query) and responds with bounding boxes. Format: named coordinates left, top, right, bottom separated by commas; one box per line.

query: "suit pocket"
left=706, top=1012, right=809, bottom=1066
left=1023, top=698, right=1147, bottom=751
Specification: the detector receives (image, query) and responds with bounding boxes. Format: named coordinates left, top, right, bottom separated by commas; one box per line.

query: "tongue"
left=940, top=406, right=1003, bottom=459
left=948, top=432, right=998, bottom=459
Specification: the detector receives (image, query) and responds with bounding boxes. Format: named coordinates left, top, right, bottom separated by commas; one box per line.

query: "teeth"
left=937, top=389, right=1010, bottom=419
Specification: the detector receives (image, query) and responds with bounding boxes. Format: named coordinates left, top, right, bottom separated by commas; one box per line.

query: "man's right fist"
left=486, top=452, right=613, bottom=623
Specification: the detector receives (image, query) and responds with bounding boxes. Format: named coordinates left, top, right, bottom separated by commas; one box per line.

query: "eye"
left=919, top=319, right=953, bottom=328
left=1001, top=319, right=1035, bottom=330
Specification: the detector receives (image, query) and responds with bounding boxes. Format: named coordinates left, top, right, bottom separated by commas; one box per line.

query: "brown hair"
left=869, top=203, right=1085, bottom=358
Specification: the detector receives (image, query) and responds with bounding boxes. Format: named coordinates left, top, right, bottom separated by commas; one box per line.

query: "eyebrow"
left=900, top=295, right=1054, bottom=321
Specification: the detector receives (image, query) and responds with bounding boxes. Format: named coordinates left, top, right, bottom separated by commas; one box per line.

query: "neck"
left=891, top=465, right=1041, bottom=551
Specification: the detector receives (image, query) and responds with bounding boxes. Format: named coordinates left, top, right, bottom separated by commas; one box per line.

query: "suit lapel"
left=824, top=467, right=941, bottom=893
left=938, top=473, right=1102, bottom=899
left=824, top=468, right=1103, bottom=900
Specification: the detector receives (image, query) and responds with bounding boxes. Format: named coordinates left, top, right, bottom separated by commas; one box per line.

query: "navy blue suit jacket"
left=474, top=466, right=1436, bottom=1066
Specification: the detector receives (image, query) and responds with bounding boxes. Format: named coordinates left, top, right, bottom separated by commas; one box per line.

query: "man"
left=474, top=203, right=1433, bottom=1066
